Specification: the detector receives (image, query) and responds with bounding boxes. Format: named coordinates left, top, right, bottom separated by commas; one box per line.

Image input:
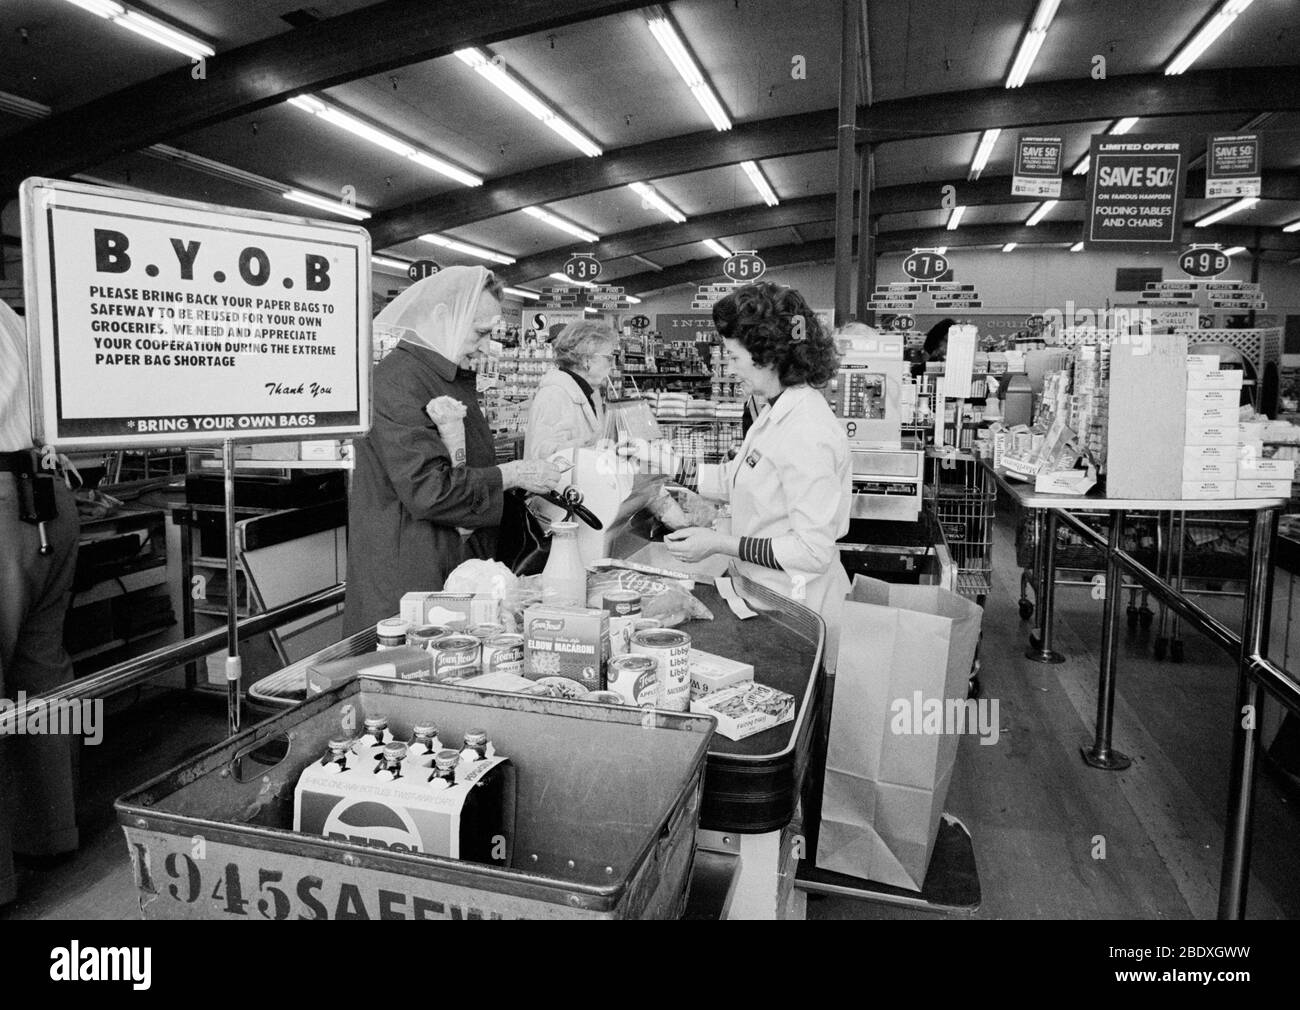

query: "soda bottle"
left=410, top=723, right=442, bottom=756
left=460, top=728, right=495, bottom=764
left=429, top=749, right=510, bottom=866
left=321, top=737, right=355, bottom=774
left=355, top=716, right=393, bottom=755
left=374, top=741, right=408, bottom=780
left=429, top=748, right=460, bottom=787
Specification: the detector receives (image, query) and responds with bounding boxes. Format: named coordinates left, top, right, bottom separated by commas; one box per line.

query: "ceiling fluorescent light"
left=371, top=256, right=412, bottom=273
left=1223, top=246, right=1246, bottom=256
left=289, top=96, right=483, bottom=187
left=1111, top=116, right=1139, bottom=135
left=1195, top=196, right=1258, bottom=227
left=626, top=295, right=643, bottom=304
left=946, top=206, right=966, bottom=230
left=1002, top=243, right=1017, bottom=252
left=1073, top=154, right=1091, bottom=176
left=283, top=189, right=371, bottom=221
left=1006, top=0, right=1059, bottom=88
left=629, top=182, right=687, bottom=223
left=454, top=48, right=602, bottom=157
left=1166, top=0, right=1256, bottom=76
left=418, top=234, right=516, bottom=265
left=1026, top=199, right=1057, bottom=226
left=504, top=287, right=540, bottom=300
left=935, top=247, right=948, bottom=255
left=1070, top=241, right=1084, bottom=252
left=524, top=206, right=599, bottom=243
left=1282, top=220, right=1300, bottom=233
left=703, top=239, right=732, bottom=258
left=646, top=6, right=732, bottom=131
left=147, top=144, right=287, bottom=195
left=969, top=129, right=1002, bottom=180
left=741, top=161, right=779, bottom=206
left=550, top=272, right=594, bottom=288
left=63, top=1, right=214, bottom=59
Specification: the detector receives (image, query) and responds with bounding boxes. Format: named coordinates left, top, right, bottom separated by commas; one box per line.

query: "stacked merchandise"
left=479, top=344, right=556, bottom=400
left=653, top=391, right=690, bottom=421
left=1069, top=341, right=1109, bottom=468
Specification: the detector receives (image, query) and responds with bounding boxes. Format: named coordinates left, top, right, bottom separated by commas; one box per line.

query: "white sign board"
left=20, top=179, right=372, bottom=450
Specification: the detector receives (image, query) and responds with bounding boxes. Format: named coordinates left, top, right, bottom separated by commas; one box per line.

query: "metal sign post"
left=222, top=438, right=242, bottom=734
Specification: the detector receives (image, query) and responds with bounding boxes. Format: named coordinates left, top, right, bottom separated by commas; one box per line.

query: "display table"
left=987, top=463, right=1296, bottom=919
left=250, top=572, right=824, bottom=920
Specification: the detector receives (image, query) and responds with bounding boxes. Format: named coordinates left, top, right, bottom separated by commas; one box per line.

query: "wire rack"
left=926, top=454, right=996, bottom=602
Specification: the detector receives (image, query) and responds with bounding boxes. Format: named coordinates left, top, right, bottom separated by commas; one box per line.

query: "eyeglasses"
left=473, top=315, right=506, bottom=338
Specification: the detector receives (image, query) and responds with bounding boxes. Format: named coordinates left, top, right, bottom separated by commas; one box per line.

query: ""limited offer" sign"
left=20, top=179, right=372, bottom=450
left=1083, top=136, right=1187, bottom=251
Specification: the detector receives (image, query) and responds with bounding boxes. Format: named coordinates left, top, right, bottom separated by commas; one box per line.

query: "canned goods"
left=481, top=634, right=524, bottom=675
left=468, top=623, right=506, bottom=642
left=630, top=628, right=691, bottom=711
left=631, top=617, right=662, bottom=634
left=407, top=625, right=453, bottom=651
left=375, top=618, right=410, bottom=651
left=430, top=634, right=481, bottom=681
left=607, top=654, right=659, bottom=708
left=608, top=615, right=637, bottom=657
left=602, top=590, right=642, bottom=617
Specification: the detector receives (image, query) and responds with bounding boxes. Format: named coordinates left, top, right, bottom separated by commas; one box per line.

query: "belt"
left=0, top=449, right=36, bottom=475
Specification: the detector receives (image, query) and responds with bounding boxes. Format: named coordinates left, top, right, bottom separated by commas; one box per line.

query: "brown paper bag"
left=815, top=576, right=983, bottom=891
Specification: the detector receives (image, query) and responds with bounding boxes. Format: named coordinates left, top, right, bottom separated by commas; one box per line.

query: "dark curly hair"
left=712, top=282, right=839, bottom=388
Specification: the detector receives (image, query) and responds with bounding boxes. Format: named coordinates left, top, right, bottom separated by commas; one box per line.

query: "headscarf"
left=373, top=265, right=494, bottom=365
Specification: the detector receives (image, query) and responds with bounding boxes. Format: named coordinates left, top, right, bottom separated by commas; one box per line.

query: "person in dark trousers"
left=0, top=300, right=81, bottom=907
left=343, top=268, right=561, bottom=635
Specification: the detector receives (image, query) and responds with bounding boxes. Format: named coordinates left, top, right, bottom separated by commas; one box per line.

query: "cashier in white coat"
left=665, top=282, right=852, bottom=671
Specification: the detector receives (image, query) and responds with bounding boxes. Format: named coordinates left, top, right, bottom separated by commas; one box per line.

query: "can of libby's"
left=481, top=634, right=524, bottom=675
left=630, top=628, right=691, bottom=711
left=430, top=634, right=481, bottom=681
left=602, top=590, right=642, bottom=617
left=606, top=654, right=659, bottom=708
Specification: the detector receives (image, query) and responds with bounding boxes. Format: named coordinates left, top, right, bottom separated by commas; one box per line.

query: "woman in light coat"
left=524, top=320, right=617, bottom=461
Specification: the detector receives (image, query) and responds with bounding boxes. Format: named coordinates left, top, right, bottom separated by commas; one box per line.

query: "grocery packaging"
left=307, top=647, right=432, bottom=694
left=690, top=683, right=795, bottom=741
left=688, top=649, right=755, bottom=699
left=586, top=568, right=713, bottom=627
left=522, top=604, right=610, bottom=693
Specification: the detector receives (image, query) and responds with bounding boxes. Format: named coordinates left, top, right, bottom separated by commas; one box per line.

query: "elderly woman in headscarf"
left=344, top=267, right=562, bottom=634
left=524, top=319, right=617, bottom=461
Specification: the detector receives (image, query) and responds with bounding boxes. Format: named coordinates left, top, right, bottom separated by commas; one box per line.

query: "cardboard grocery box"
left=1186, top=354, right=1220, bottom=369
left=1186, top=369, right=1244, bottom=391
left=399, top=592, right=475, bottom=628
left=1239, top=422, right=1268, bottom=444
left=1182, top=480, right=1235, bottom=500
left=307, top=647, right=433, bottom=694
left=1107, top=333, right=1188, bottom=499
left=1238, top=458, right=1296, bottom=481
left=1182, top=459, right=1238, bottom=481
left=522, top=605, right=609, bottom=693
left=1186, top=406, right=1234, bottom=428
left=300, top=439, right=346, bottom=461
left=1185, top=387, right=1235, bottom=409
left=1235, top=479, right=1291, bottom=498
left=688, top=649, right=755, bottom=699
left=690, top=683, right=795, bottom=741
left=1185, top=425, right=1237, bottom=446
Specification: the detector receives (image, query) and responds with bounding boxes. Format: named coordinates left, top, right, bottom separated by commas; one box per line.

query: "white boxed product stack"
left=1180, top=355, right=1245, bottom=500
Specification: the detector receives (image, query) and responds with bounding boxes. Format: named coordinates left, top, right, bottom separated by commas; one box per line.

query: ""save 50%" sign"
left=1083, top=136, right=1187, bottom=251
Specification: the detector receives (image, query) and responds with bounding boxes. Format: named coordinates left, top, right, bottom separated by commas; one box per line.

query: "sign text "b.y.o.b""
left=93, top=229, right=332, bottom=292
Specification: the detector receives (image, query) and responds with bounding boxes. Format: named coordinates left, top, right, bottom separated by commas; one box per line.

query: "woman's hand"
left=499, top=459, right=563, bottom=494
left=664, top=527, right=736, bottom=564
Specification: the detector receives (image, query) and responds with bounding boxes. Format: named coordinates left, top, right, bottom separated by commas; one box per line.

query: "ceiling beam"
left=501, top=169, right=1300, bottom=282
left=618, top=222, right=1300, bottom=297
left=370, top=65, right=1300, bottom=247
left=0, top=0, right=649, bottom=192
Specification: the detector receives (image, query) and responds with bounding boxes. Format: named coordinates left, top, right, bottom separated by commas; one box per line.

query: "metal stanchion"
left=1217, top=508, right=1275, bottom=919
left=1026, top=509, right=1065, bottom=663
left=1083, top=511, right=1132, bottom=770
left=223, top=438, right=242, bottom=736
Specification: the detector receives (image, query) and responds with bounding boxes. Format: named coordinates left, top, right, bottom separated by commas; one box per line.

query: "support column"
left=833, top=0, right=858, bottom=326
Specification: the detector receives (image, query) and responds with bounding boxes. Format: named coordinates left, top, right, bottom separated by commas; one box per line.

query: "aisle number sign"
left=564, top=254, right=602, bottom=282
left=1178, top=246, right=1230, bottom=278
left=901, top=250, right=949, bottom=281
left=722, top=252, right=766, bottom=282
left=1205, top=134, right=1261, bottom=198
left=19, top=178, right=372, bottom=450
left=1012, top=135, right=1063, bottom=198
left=1083, top=136, right=1187, bottom=250
left=407, top=259, right=440, bottom=280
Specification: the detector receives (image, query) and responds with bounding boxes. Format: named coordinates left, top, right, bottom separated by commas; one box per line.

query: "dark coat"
left=343, top=342, right=504, bottom=635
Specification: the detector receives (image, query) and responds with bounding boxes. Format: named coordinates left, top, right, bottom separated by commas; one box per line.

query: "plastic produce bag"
left=586, top=569, right=713, bottom=627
